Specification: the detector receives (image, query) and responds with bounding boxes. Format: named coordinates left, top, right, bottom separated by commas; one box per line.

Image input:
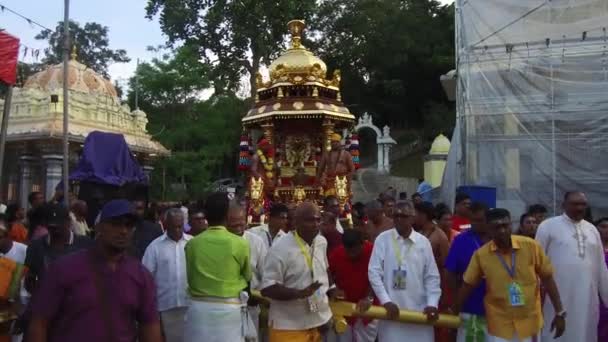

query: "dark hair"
left=323, top=196, right=338, bottom=207
left=269, top=203, right=289, bottom=218
left=455, top=192, right=471, bottom=205
left=352, top=202, right=365, bottom=219
left=414, top=202, right=435, bottom=221
left=434, top=203, right=451, bottom=217
left=528, top=204, right=547, bottom=215
left=342, top=229, right=364, bottom=249
left=204, top=192, right=230, bottom=226
left=595, top=217, right=608, bottom=226
left=470, top=201, right=488, bottom=215
left=486, top=208, right=511, bottom=223
left=5, top=203, right=21, bottom=224
left=28, top=192, right=43, bottom=205
left=520, top=213, right=533, bottom=226
left=189, top=207, right=205, bottom=217
left=399, top=192, right=407, bottom=200
left=411, top=192, right=422, bottom=199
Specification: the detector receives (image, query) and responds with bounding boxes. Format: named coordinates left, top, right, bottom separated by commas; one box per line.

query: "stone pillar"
left=383, top=144, right=390, bottom=172
left=376, top=144, right=384, bottom=172
left=142, top=165, right=154, bottom=182
left=18, top=156, right=36, bottom=209
left=42, top=155, right=63, bottom=201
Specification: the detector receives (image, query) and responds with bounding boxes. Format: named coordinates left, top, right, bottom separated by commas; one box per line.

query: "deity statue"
left=316, top=133, right=355, bottom=196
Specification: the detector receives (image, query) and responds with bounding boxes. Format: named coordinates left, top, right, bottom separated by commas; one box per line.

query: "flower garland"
left=256, top=147, right=275, bottom=179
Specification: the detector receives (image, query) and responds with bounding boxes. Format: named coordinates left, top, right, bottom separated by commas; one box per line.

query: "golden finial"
left=70, top=45, right=77, bottom=61
left=287, top=20, right=305, bottom=49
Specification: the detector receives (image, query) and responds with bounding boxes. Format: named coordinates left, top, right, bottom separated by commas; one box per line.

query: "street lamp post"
left=62, top=0, right=70, bottom=206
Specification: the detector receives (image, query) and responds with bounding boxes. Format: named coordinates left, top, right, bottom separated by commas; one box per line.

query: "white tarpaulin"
left=443, top=0, right=608, bottom=217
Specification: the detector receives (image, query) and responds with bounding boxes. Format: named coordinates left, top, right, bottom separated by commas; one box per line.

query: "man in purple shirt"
left=28, top=199, right=162, bottom=342
left=445, top=202, right=489, bottom=342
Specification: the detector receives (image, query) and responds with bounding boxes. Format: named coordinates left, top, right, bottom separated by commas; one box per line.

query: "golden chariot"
left=238, top=20, right=361, bottom=225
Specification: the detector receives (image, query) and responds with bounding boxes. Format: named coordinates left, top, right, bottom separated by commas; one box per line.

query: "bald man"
left=261, top=202, right=338, bottom=342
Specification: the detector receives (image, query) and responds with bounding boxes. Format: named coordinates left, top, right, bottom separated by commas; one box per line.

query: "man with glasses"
left=368, top=201, right=441, bottom=341
left=250, top=203, right=289, bottom=249
left=188, top=208, right=208, bottom=236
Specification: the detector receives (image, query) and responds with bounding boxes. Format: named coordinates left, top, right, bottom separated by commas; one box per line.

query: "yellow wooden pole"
left=251, top=291, right=461, bottom=332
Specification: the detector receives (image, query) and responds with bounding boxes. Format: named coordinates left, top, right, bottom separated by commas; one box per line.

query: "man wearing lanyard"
left=454, top=208, right=566, bottom=342
left=445, top=202, right=490, bottom=342
left=368, top=201, right=441, bottom=341
left=261, top=202, right=339, bottom=342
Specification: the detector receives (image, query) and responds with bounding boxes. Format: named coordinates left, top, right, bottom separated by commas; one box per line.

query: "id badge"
left=307, top=289, right=322, bottom=312
left=392, top=268, right=407, bottom=290
left=508, top=282, right=525, bottom=306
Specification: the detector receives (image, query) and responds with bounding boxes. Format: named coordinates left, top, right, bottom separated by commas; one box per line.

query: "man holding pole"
left=368, top=201, right=441, bottom=341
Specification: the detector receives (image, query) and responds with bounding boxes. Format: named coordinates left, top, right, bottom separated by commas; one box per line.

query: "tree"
left=145, top=0, right=318, bottom=97
left=128, top=45, right=245, bottom=199
left=313, top=0, right=455, bottom=131
left=35, top=21, right=130, bottom=77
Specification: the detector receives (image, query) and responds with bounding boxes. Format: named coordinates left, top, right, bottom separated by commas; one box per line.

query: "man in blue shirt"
left=445, top=202, right=489, bottom=342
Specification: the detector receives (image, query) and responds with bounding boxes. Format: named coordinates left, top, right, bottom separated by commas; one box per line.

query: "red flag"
left=0, top=31, right=20, bottom=85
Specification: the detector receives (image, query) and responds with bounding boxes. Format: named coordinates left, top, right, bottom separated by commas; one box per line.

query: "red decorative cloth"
left=0, top=31, right=19, bottom=85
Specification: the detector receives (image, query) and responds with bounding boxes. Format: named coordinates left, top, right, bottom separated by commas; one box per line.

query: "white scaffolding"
left=442, top=0, right=608, bottom=217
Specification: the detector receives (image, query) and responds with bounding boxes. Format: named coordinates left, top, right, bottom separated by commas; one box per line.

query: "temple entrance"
left=349, top=113, right=396, bottom=173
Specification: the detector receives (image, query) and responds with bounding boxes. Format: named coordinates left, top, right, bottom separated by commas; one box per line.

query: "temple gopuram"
left=0, top=50, right=169, bottom=208
left=240, top=20, right=358, bottom=224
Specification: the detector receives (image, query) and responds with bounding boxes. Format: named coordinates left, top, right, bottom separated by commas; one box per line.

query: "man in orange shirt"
left=453, top=208, right=566, bottom=342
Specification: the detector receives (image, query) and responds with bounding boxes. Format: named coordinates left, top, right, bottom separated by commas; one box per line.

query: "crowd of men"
left=0, top=188, right=606, bottom=342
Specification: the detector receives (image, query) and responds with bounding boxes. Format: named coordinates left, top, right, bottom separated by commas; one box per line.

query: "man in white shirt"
left=261, top=202, right=337, bottom=342
left=323, top=196, right=344, bottom=234
left=249, top=203, right=289, bottom=249
left=536, top=191, right=608, bottom=342
left=368, top=201, right=441, bottom=342
left=226, top=202, right=268, bottom=340
left=142, top=208, right=191, bottom=342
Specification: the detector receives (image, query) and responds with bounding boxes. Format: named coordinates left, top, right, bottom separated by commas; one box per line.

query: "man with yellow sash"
left=261, top=202, right=339, bottom=342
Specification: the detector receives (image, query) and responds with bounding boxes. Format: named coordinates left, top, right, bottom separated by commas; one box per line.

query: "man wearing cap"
left=27, top=199, right=162, bottom=342
left=317, top=133, right=355, bottom=196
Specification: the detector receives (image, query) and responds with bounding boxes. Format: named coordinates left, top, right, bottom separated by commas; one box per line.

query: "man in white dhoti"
left=227, top=202, right=269, bottom=341
left=183, top=192, right=253, bottom=342
left=261, top=202, right=338, bottom=342
left=368, top=201, right=441, bottom=342
left=142, top=208, right=192, bottom=342
left=536, top=191, right=608, bottom=342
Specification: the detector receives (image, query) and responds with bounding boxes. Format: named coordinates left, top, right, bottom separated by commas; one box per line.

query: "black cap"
left=44, top=204, right=70, bottom=227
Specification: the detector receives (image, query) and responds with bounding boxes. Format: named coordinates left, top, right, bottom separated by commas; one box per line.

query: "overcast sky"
left=1, top=0, right=454, bottom=85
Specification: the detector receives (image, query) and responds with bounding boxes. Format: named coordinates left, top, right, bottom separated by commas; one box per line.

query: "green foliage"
left=128, top=45, right=246, bottom=200
left=145, top=0, right=317, bottom=96
left=313, top=0, right=455, bottom=130
left=35, top=21, right=130, bottom=77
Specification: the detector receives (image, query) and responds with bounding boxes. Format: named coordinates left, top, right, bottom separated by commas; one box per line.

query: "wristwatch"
left=556, top=310, right=567, bottom=318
